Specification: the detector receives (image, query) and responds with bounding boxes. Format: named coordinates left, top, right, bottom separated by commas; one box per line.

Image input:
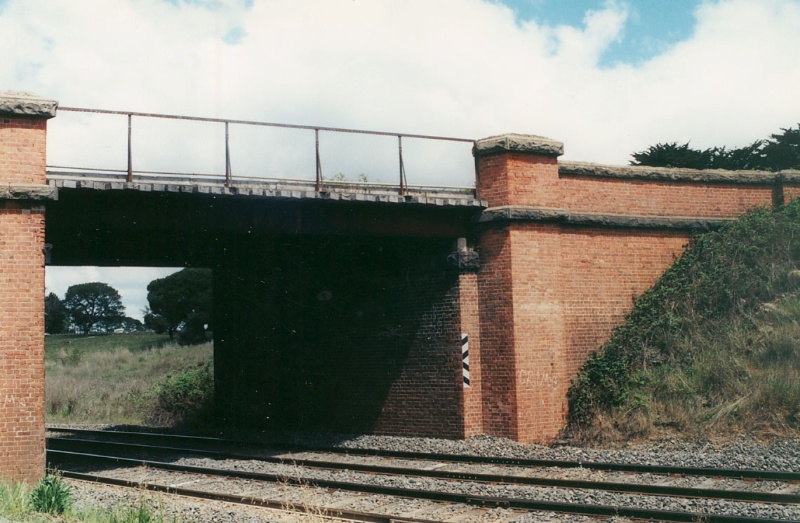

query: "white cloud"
left=2, top=0, right=795, bottom=323
left=2, top=0, right=799, bottom=167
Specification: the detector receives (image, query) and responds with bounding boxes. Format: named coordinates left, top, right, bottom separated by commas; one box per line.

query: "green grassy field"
left=45, top=332, right=171, bottom=359
left=45, top=333, right=213, bottom=426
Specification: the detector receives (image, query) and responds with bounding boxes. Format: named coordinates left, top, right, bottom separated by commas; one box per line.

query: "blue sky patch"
left=223, top=26, right=246, bottom=45
left=496, top=0, right=700, bottom=66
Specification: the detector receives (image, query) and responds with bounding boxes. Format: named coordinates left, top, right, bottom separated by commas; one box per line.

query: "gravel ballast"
left=43, top=426, right=800, bottom=522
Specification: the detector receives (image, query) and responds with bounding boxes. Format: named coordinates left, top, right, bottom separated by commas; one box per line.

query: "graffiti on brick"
left=2, top=395, right=26, bottom=407
left=517, top=369, right=558, bottom=389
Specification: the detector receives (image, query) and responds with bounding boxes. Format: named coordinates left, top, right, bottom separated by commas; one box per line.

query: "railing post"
left=473, top=140, right=480, bottom=199
left=398, top=135, right=407, bottom=196
left=127, top=114, right=133, bottom=183
left=315, top=129, right=323, bottom=192
left=225, top=121, right=232, bottom=188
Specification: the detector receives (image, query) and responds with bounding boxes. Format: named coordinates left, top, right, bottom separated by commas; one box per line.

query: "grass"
left=567, top=200, right=800, bottom=442
left=0, top=481, right=30, bottom=521
left=0, top=476, right=178, bottom=523
left=45, top=333, right=172, bottom=360
left=45, top=333, right=213, bottom=426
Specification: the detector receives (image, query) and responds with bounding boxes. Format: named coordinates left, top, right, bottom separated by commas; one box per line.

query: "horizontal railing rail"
left=49, top=107, right=478, bottom=195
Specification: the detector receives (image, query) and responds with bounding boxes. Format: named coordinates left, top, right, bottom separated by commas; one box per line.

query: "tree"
left=631, top=125, right=800, bottom=171
left=64, top=282, right=126, bottom=335
left=759, top=125, right=800, bottom=171
left=44, top=292, right=67, bottom=334
left=630, top=142, right=714, bottom=169
left=146, top=268, right=212, bottom=342
left=116, top=317, right=144, bottom=333
left=143, top=307, right=170, bottom=335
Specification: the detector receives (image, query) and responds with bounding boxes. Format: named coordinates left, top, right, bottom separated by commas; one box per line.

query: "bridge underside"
left=214, top=234, right=466, bottom=436
left=46, top=187, right=478, bottom=438
left=46, top=187, right=477, bottom=267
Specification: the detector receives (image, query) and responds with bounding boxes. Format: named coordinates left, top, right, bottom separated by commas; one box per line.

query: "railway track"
left=47, top=427, right=800, bottom=523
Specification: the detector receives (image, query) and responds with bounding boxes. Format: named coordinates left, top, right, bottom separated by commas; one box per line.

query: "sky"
left=2, top=0, right=799, bottom=319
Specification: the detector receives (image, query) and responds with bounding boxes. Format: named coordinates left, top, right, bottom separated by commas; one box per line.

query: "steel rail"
left=47, top=449, right=799, bottom=523
left=46, top=427, right=800, bottom=482
left=46, top=437, right=800, bottom=505
left=56, top=470, right=447, bottom=523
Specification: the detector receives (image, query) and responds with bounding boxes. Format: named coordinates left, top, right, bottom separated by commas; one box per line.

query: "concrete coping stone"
left=0, top=183, right=58, bottom=201
left=0, top=91, right=58, bottom=119
left=559, top=160, right=800, bottom=185
left=48, top=177, right=486, bottom=207
left=473, top=133, right=564, bottom=158
left=478, top=205, right=732, bottom=231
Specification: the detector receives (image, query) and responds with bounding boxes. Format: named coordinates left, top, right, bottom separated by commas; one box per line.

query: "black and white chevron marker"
left=462, top=333, right=470, bottom=387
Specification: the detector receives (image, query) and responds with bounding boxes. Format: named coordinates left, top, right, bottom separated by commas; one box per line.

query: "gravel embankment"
left=43, top=426, right=800, bottom=522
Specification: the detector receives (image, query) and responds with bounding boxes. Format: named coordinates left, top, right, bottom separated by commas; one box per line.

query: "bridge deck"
left=46, top=171, right=485, bottom=208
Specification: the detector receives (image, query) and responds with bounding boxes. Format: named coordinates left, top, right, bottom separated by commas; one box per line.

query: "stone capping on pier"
left=473, top=133, right=564, bottom=158
left=559, top=160, right=800, bottom=185
left=477, top=205, right=732, bottom=231
left=0, top=184, right=57, bottom=201
left=0, top=91, right=58, bottom=119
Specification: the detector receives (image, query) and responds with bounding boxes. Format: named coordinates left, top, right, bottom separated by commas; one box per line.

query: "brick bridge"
left=3, top=91, right=799, bottom=482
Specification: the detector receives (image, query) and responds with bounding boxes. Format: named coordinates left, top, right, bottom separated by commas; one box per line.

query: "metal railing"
left=52, top=107, right=477, bottom=195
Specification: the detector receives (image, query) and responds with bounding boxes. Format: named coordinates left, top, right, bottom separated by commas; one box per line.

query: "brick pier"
left=0, top=92, right=57, bottom=483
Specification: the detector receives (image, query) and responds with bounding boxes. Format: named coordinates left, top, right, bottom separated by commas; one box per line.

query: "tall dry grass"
left=46, top=340, right=213, bottom=426
left=578, top=295, right=800, bottom=442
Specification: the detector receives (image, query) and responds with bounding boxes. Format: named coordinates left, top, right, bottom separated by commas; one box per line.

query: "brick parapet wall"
left=473, top=134, right=784, bottom=442
left=556, top=175, right=776, bottom=218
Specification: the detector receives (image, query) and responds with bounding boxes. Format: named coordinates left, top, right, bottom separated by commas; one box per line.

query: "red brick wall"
left=372, top=274, right=465, bottom=438
left=0, top=116, right=48, bottom=483
left=459, top=272, right=483, bottom=437
left=0, top=107, right=47, bottom=482
left=478, top=153, right=561, bottom=208
left=475, top=227, right=518, bottom=439
left=507, top=224, right=567, bottom=442
left=784, top=186, right=800, bottom=202
left=0, top=204, right=46, bottom=483
left=474, top=140, right=783, bottom=442
left=557, top=228, right=688, bottom=411
left=560, top=175, right=775, bottom=217
left=0, top=118, right=47, bottom=184
left=213, top=235, right=469, bottom=439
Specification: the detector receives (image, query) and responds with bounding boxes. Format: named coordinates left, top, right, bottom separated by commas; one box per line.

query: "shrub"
left=146, top=363, right=214, bottom=427
left=30, top=474, right=71, bottom=515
